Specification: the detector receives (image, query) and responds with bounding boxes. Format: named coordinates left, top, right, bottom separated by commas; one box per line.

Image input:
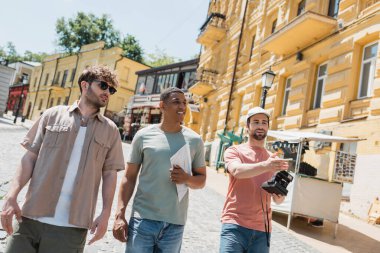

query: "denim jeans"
left=126, top=217, right=184, bottom=253
left=219, top=223, right=270, bottom=253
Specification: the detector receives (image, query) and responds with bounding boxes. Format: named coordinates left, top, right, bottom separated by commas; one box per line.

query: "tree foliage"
left=0, top=42, right=47, bottom=64
left=56, top=12, right=121, bottom=54
left=55, top=12, right=144, bottom=63
left=145, top=47, right=180, bottom=67
left=120, top=35, right=144, bottom=63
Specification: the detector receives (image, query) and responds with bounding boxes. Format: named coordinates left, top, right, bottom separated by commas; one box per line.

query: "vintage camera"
left=261, top=171, right=293, bottom=196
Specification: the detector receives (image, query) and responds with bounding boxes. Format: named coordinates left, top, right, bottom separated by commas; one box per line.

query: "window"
left=249, top=35, right=256, bottom=60
left=313, top=63, right=328, bottom=109
left=282, top=78, right=292, bottom=115
left=49, top=98, right=54, bottom=108
left=271, top=19, right=277, bottom=34
left=38, top=99, right=43, bottom=110
left=55, top=72, right=61, bottom=84
left=328, top=0, right=340, bottom=18
left=182, top=71, right=196, bottom=90
left=297, top=0, right=306, bottom=16
left=44, top=73, right=50, bottom=85
left=135, top=76, right=146, bottom=94
left=145, top=75, right=155, bottom=94
left=61, top=70, right=68, bottom=87
left=155, top=75, right=165, bottom=94
left=358, top=42, right=378, bottom=98
left=70, top=68, right=76, bottom=82
left=64, top=96, right=69, bottom=105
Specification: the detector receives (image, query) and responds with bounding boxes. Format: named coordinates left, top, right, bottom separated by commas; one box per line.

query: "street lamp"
left=260, top=66, right=276, bottom=109
left=13, top=76, right=28, bottom=124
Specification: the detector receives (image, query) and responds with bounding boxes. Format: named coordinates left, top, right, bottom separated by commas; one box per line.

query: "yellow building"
left=191, top=0, right=380, bottom=220
left=24, top=41, right=149, bottom=121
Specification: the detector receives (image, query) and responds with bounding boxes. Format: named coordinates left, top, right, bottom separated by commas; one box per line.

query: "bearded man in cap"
left=219, top=107, right=289, bottom=253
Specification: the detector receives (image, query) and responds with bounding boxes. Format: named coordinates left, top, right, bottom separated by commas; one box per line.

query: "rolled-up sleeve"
left=21, top=113, right=48, bottom=155
left=103, top=127, right=125, bottom=172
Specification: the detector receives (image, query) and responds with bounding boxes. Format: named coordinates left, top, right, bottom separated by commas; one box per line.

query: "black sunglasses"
left=93, top=80, right=117, bottom=95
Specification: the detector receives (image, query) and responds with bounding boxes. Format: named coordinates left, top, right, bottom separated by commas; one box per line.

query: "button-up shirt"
left=21, top=101, right=125, bottom=228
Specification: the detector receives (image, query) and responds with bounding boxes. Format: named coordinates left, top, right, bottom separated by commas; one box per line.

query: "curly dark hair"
left=78, top=65, right=119, bottom=93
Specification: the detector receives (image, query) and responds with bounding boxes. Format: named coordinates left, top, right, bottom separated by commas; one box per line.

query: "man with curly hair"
left=1, top=65, right=125, bottom=253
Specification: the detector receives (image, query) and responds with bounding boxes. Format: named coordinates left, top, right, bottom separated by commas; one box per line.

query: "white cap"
left=246, top=107, right=270, bottom=122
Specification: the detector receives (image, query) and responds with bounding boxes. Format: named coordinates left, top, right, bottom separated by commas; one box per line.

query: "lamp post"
left=13, top=76, right=28, bottom=124
left=260, top=66, right=276, bottom=109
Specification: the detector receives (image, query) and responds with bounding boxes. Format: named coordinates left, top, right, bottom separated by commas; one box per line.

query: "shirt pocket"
left=93, top=134, right=111, bottom=161
left=45, top=125, right=71, bottom=147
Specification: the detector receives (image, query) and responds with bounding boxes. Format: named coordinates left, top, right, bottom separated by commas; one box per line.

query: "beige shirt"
left=21, top=101, right=124, bottom=228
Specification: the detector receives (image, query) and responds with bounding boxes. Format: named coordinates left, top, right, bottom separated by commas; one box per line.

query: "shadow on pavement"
left=273, top=212, right=380, bottom=253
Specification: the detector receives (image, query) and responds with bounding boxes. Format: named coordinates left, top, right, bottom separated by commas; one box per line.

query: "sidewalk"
left=206, top=168, right=380, bottom=253
left=0, top=114, right=34, bottom=130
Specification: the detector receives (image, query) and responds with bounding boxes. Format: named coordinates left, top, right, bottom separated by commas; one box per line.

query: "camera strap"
left=260, top=191, right=270, bottom=248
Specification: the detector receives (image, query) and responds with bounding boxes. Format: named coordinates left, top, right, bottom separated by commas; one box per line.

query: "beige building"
left=190, top=0, right=380, bottom=220
left=24, top=41, right=149, bottom=122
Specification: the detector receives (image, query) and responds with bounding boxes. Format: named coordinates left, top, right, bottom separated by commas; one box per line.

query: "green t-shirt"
left=127, top=124, right=205, bottom=225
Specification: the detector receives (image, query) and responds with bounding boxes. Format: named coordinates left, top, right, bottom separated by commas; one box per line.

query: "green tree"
left=145, top=47, right=179, bottom=67
left=23, top=51, right=48, bottom=62
left=55, top=12, right=121, bottom=53
left=2, top=42, right=22, bottom=63
left=120, top=34, right=144, bottom=63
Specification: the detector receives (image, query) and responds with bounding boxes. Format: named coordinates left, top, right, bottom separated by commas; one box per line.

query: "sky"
left=0, top=0, right=210, bottom=61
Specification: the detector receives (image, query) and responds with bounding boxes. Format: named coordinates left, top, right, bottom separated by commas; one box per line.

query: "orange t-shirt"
left=221, top=143, right=274, bottom=232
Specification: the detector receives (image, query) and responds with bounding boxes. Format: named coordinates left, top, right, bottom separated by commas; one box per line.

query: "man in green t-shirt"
left=113, top=87, right=206, bottom=253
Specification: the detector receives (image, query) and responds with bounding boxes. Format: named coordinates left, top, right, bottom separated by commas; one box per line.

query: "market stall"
left=267, top=130, right=364, bottom=237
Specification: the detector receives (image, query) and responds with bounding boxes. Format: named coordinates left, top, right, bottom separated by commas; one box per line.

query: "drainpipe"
left=46, top=57, right=60, bottom=109
left=216, top=0, right=249, bottom=168
left=224, top=0, right=249, bottom=132
left=31, top=64, right=45, bottom=119
left=67, top=53, right=80, bottom=104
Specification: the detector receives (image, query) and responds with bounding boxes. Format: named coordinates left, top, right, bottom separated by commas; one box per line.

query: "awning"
left=267, top=130, right=365, bottom=143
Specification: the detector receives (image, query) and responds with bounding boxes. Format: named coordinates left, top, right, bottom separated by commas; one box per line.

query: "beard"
left=252, top=129, right=267, bottom=140
left=86, top=86, right=107, bottom=108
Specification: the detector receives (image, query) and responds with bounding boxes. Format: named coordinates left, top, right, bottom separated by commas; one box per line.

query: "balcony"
left=189, top=69, right=218, bottom=96
left=197, top=13, right=226, bottom=47
left=261, top=12, right=337, bottom=55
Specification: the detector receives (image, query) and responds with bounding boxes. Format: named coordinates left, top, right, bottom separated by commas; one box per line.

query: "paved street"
left=0, top=122, right=319, bottom=253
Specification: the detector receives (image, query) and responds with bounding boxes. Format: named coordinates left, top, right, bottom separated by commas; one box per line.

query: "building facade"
left=0, top=62, right=15, bottom=117
left=123, top=59, right=199, bottom=140
left=6, top=61, right=40, bottom=118
left=24, top=41, right=149, bottom=122
left=191, top=0, right=380, bottom=220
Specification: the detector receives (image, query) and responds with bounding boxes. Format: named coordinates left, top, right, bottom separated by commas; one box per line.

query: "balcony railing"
left=197, top=13, right=226, bottom=47
left=189, top=69, right=218, bottom=96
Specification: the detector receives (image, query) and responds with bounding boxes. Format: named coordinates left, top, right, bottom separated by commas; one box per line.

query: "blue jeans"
left=126, top=217, right=184, bottom=253
left=219, top=223, right=270, bottom=253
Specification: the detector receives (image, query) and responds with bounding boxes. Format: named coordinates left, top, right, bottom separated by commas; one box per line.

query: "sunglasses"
left=93, top=80, right=117, bottom=95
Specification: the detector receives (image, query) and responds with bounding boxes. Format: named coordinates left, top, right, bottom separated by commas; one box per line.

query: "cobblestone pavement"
left=0, top=123, right=320, bottom=253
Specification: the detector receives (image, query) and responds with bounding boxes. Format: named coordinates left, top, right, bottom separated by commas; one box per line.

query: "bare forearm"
left=186, top=174, right=206, bottom=189
left=229, top=161, right=269, bottom=179
left=101, top=170, right=117, bottom=217
left=116, top=175, right=136, bottom=217
left=7, top=152, right=36, bottom=199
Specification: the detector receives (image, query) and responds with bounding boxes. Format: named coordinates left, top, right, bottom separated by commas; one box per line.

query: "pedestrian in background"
left=219, top=107, right=289, bottom=253
left=1, top=65, right=125, bottom=253
left=113, top=87, right=206, bottom=253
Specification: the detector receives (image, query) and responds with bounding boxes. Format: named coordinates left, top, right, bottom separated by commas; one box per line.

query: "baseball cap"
left=246, top=107, right=270, bottom=122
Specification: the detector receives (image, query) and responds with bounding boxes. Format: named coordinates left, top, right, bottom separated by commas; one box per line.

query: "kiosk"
left=267, top=130, right=363, bottom=237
